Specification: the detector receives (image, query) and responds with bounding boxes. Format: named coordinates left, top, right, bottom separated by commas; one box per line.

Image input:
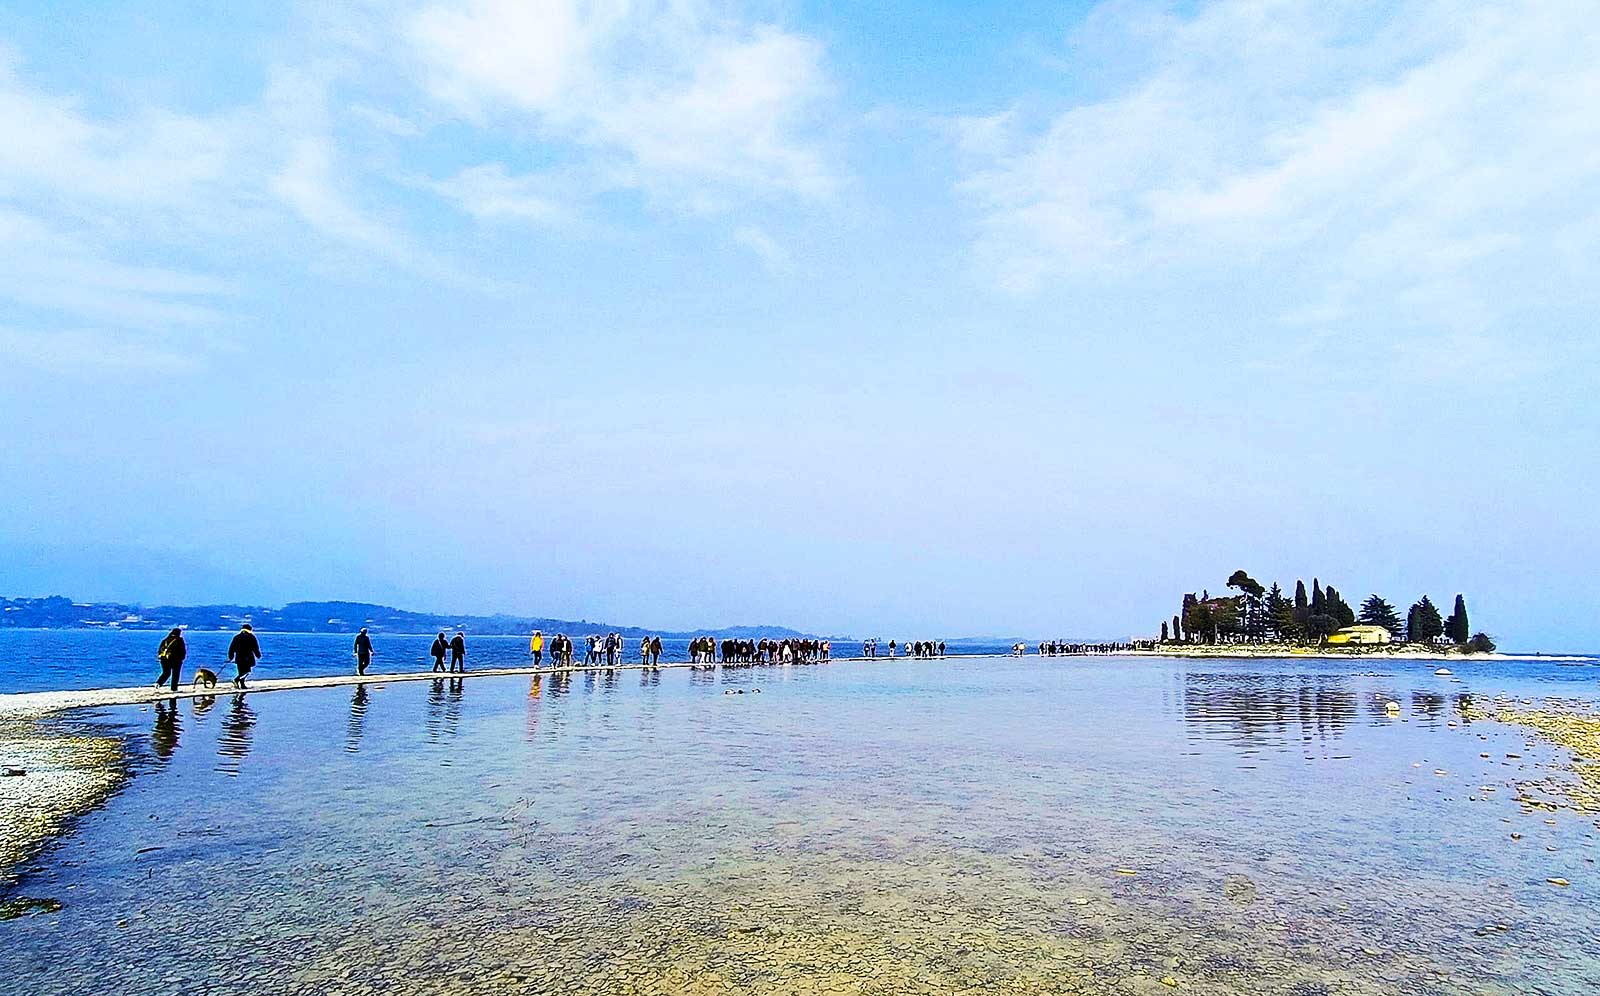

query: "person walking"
left=353, top=628, right=373, bottom=675
left=530, top=630, right=544, bottom=666
left=155, top=628, right=186, bottom=692
left=228, top=623, right=261, bottom=689
left=449, top=631, right=467, bottom=673
left=649, top=635, right=662, bottom=667
left=430, top=632, right=449, bottom=672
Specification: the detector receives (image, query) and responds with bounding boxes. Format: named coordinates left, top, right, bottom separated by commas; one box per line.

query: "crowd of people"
left=686, top=637, right=832, bottom=665
left=1035, top=640, right=1148, bottom=655
left=149, top=626, right=1143, bottom=691
left=858, top=639, right=947, bottom=658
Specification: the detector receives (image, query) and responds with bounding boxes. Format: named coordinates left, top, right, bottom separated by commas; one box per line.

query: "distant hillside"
left=0, top=595, right=814, bottom=640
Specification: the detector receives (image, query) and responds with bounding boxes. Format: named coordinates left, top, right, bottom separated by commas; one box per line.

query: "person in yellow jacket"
left=530, top=630, right=544, bottom=666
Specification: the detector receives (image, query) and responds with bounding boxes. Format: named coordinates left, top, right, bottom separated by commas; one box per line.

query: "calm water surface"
left=3, top=641, right=1598, bottom=995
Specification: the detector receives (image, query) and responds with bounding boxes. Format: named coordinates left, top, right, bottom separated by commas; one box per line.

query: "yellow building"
left=1327, top=625, right=1392, bottom=645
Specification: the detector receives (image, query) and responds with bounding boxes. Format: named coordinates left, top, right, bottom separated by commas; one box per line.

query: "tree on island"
left=1325, top=586, right=1356, bottom=627
left=1444, top=594, right=1470, bottom=645
left=1407, top=596, right=1444, bottom=643
left=1359, top=595, right=1403, bottom=636
left=1226, top=571, right=1266, bottom=642
left=1293, top=581, right=1309, bottom=631
left=1160, top=620, right=1170, bottom=642
left=1173, top=614, right=1182, bottom=643
left=1465, top=632, right=1496, bottom=653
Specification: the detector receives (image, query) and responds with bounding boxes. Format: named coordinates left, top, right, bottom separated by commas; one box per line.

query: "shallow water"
left=4, top=653, right=1599, bottom=994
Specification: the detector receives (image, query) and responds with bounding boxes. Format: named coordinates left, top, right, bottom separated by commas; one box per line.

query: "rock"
left=1547, top=878, right=1570, bottom=887
left=1, top=767, right=24, bottom=777
left=1436, top=668, right=1453, bottom=676
left=1160, top=976, right=1179, bottom=987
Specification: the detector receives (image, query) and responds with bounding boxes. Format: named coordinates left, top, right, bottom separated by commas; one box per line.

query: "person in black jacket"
left=156, top=628, right=186, bottom=691
left=430, top=632, right=449, bottom=672
left=228, top=624, right=261, bottom=689
left=449, top=631, right=467, bottom=673
left=353, top=628, right=373, bottom=675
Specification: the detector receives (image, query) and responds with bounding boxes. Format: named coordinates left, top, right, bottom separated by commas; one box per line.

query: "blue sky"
left=1, top=1, right=1596, bottom=649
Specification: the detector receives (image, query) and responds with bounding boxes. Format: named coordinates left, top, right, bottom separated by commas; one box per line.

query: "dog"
left=191, top=668, right=218, bottom=690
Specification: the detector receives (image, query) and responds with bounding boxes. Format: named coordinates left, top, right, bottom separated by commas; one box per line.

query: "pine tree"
left=1408, top=596, right=1444, bottom=643
left=1263, top=582, right=1286, bottom=641
left=1444, top=594, right=1470, bottom=644
left=1359, top=595, right=1402, bottom=636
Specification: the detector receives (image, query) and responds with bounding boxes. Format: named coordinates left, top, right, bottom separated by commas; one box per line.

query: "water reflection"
left=191, top=694, right=217, bottom=722
left=345, top=684, right=370, bottom=754
left=1181, top=672, right=1357, bottom=747
left=217, top=694, right=256, bottom=775
left=526, top=675, right=542, bottom=742
left=151, top=699, right=180, bottom=763
left=426, top=677, right=464, bottom=753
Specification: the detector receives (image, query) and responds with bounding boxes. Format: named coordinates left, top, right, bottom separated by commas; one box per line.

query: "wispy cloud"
left=958, top=0, right=1600, bottom=331
left=404, top=0, right=836, bottom=211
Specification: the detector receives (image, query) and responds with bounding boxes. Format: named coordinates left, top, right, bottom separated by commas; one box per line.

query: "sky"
left=1, top=0, right=1597, bottom=650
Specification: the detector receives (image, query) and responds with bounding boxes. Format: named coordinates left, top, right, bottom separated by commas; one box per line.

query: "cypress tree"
left=1311, top=579, right=1326, bottom=617
left=1294, top=581, right=1308, bottom=626
left=1173, top=614, right=1182, bottom=643
left=1160, top=621, right=1170, bottom=643
left=1445, top=594, right=1470, bottom=644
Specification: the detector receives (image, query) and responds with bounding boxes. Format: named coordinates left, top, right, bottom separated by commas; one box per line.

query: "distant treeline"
left=1158, top=571, right=1494, bottom=651
left=0, top=595, right=811, bottom=641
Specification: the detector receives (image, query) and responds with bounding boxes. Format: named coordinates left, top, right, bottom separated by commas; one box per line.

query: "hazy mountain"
left=0, top=595, right=815, bottom=640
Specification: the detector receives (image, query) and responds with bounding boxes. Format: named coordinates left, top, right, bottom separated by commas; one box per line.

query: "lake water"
left=3, top=634, right=1599, bottom=995
left=0, top=630, right=1016, bottom=693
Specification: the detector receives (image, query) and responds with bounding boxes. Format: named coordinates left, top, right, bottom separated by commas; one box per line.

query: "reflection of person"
left=346, top=683, right=369, bottom=753
left=227, top=624, right=261, bottom=689
left=219, top=693, right=256, bottom=764
left=152, top=698, right=180, bottom=761
left=156, top=628, right=187, bottom=691
left=353, top=628, right=373, bottom=675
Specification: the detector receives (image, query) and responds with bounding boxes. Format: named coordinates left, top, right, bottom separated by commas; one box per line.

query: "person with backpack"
left=430, top=632, right=449, bottom=672
left=156, top=628, right=186, bottom=692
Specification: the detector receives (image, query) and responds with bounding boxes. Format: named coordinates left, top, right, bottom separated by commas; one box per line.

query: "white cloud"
left=0, top=208, right=228, bottom=329
left=428, top=162, right=573, bottom=224
left=959, top=0, right=1600, bottom=321
left=405, top=0, right=835, bottom=208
